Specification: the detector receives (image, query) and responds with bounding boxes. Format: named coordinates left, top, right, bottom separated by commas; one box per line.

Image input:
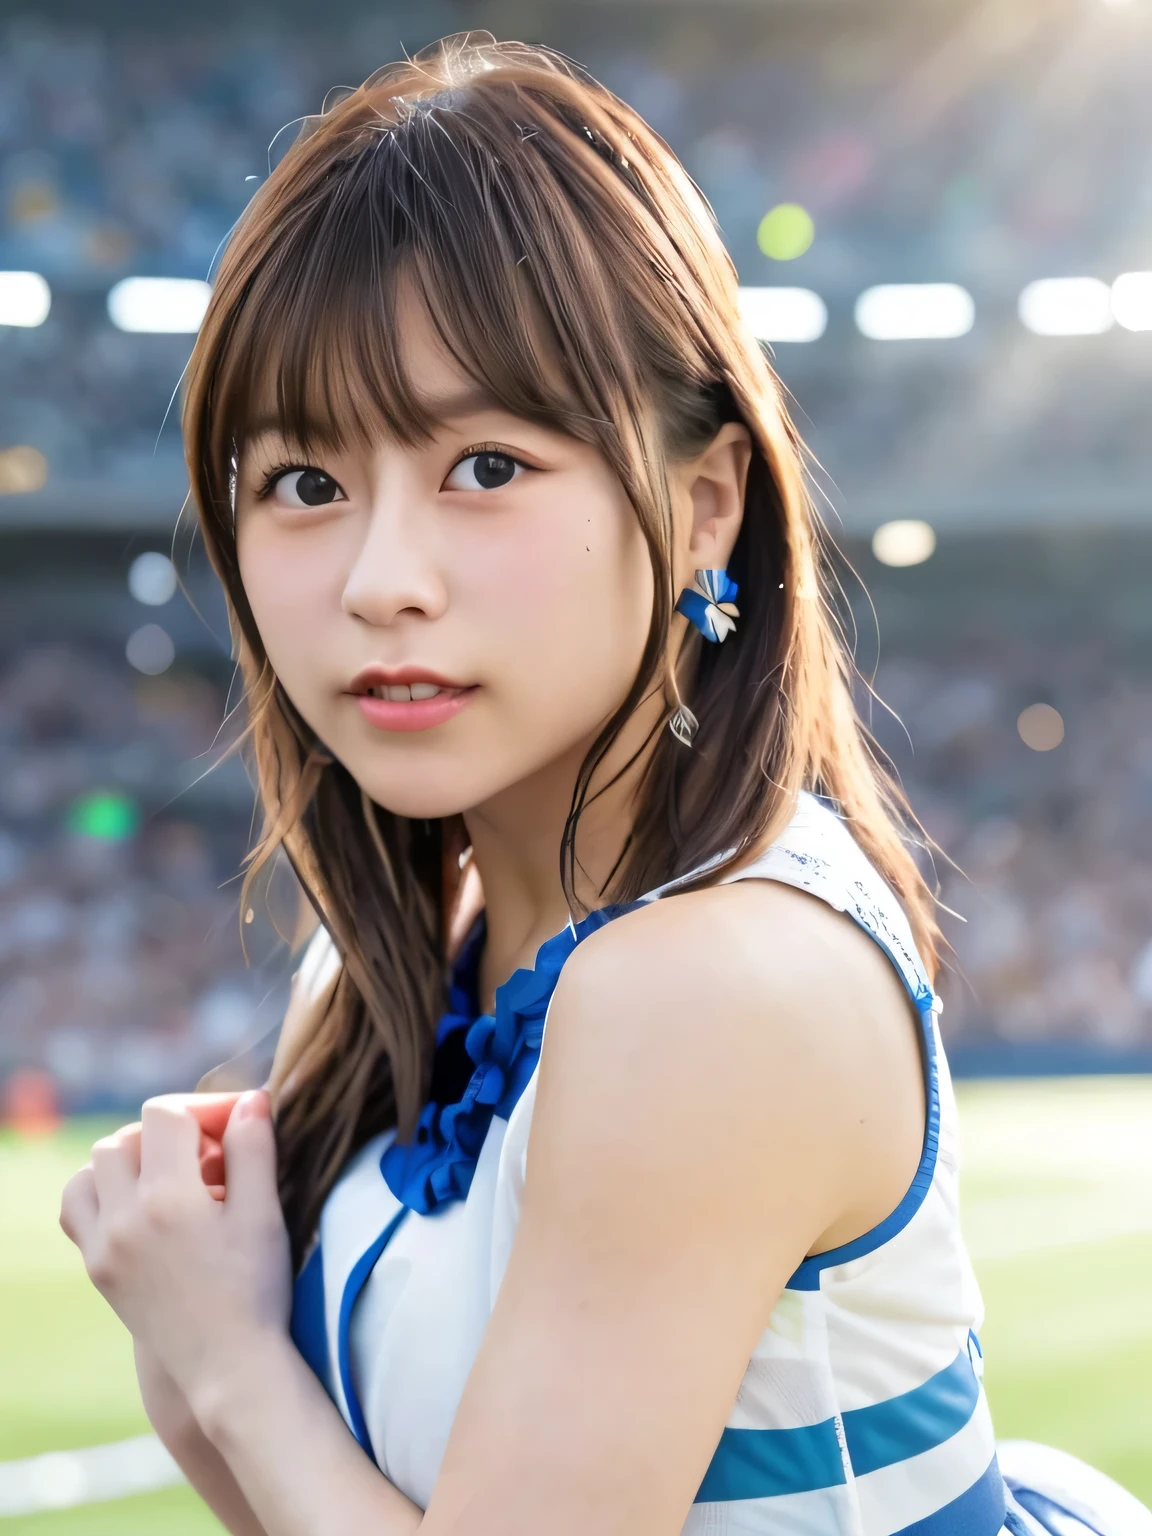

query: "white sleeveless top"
left=287, top=791, right=1011, bottom=1535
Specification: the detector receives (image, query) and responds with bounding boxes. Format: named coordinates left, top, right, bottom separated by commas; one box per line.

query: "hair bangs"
left=209, top=94, right=643, bottom=485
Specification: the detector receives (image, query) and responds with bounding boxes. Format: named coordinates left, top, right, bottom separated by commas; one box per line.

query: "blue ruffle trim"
left=380, top=900, right=641, bottom=1217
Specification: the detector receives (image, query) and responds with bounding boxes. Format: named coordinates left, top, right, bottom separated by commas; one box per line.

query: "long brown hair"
left=183, top=32, right=941, bottom=1264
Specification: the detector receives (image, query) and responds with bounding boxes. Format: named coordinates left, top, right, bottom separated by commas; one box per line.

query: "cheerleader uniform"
left=287, top=792, right=1152, bottom=1536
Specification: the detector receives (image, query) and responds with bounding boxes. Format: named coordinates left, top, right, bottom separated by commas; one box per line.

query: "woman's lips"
left=355, top=685, right=479, bottom=733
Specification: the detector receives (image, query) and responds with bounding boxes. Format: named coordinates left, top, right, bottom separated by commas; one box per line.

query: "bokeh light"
left=737, top=286, right=827, bottom=342
left=66, top=789, right=141, bottom=842
left=0, top=445, right=48, bottom=495
left=756, top=204, right=815, bottom=261
left=856, top=284, right=975, bottom=340
left=872, top=520, right=937, bottom=567
left=128, top=551, right=177, bottom=606
left=0, top=270, right=51, bottom=327
left=1111, top=271, right=1152, bottom=332
left=1018, top=278, right=1113, bottom=336
left=107, top=276, right=211, bottom=333
left=1017, top=703, right=1065, bottom=751
left=125, top=623, right=175, bottom=675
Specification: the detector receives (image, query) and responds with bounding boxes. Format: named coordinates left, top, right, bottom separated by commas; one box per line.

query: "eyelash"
left=254, top=443, right=535, bottom=501
left=448, top=442, right=535, bottom=480
left=254, top=461, right=315, bottom=501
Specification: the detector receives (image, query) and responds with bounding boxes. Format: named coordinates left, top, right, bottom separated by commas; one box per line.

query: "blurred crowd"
left=4, top=8, right=1148, bottom=290
left=0, top=640, right=287, bottom=1109
left=1, top=7, right=1151, bottom=497
left=872, top=636, right=1152, bottom=1055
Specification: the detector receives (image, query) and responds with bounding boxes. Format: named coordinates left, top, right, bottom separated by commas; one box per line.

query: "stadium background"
left=1, top=0, right=1150, bottom=1527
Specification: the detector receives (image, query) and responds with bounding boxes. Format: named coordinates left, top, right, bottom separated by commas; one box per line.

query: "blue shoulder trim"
left=787, top=971, right=941, bottom=1291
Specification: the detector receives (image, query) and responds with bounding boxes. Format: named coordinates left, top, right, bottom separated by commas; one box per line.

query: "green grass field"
left=2, top=1078, right=1150, bottom=1532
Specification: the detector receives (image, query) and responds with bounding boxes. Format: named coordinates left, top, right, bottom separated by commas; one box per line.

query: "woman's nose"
left=340, top=494, right=448, bottom=628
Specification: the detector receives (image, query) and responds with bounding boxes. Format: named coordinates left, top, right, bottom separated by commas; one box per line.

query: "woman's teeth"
left=368, top=683, right=447, bottom=701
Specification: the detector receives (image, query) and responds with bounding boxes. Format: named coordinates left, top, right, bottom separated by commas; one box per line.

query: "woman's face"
left=234, top=291, right=660, bottom=821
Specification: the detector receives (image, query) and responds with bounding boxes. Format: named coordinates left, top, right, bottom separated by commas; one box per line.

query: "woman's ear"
left=674, top=421, right=753, bottom=572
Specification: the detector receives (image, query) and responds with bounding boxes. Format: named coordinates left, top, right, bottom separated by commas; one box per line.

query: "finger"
left=199, top=1134, right=225, bottom=1189
left=222, top=1090, right=279, bottom=1217
left=60, top=1166, right=99, bottom=1249
left=139, top=1097, right=204, bottom=1189
left=185, top=1091, right=245, bottom=1145
left=116, top=1122, right=143, bottom=1176
left=90, top=1132, right=140, bottom=1211
left=142, top=1092, right=242, bottom=1145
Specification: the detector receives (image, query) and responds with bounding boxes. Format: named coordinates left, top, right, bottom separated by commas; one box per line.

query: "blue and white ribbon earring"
left=676, top=568, right=740, bottom=642
left=669, top=568, right=741, bottom=746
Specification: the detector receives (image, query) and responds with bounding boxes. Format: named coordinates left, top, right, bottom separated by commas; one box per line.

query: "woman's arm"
left=62, top=878, right=920, bottom=1536
left=60, top=1095, right=428, bottom=1536
left=186, top=1332, right=424, bottom=1536
left=134, top=1339, right=268, bottom=1536
left=416, top=878, right=924, bottom=1536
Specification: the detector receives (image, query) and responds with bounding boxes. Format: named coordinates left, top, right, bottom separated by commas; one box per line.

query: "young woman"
left=60, top=34, right=1151, bottom=1536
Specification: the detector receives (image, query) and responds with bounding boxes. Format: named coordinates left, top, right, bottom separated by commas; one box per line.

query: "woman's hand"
left=59, top=1090, right=292, bottom=1409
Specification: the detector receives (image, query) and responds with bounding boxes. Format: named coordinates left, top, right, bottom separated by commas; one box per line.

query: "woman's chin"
left=350, top=772, right=481, bottom=822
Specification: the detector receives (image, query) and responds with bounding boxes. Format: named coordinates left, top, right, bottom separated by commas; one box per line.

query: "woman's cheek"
left=499, top=560, right=643, bottom=740
left=241, top=535, right=338, bottom=694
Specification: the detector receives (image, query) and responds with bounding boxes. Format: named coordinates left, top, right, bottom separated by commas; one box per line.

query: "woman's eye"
left=444, top=452, right=524, bottom=492
left=268, top=467, right=345, bottom=508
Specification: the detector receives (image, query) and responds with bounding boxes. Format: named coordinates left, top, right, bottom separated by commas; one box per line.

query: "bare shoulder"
left=551, top=875, right=920, bottom=1087
left=538, top=876, right=926, bottom=1246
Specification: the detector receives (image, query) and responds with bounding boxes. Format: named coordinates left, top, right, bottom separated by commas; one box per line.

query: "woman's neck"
left=459, top=700, right=662, bottom=1015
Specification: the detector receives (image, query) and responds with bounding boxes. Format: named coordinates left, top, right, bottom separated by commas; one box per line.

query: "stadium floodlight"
left=1112, top=272, right=1152, bottom=332
left=871, top=519, right=937, bottom=567
left=108, top=277, right=212, bottom=334
left=1018, top=277, right=1113, bottom=336
left=738, top=287, right=827, bottom=343
left=0, top=271, right=51, bottom=327
left=854, top=284, right=974, bottom=340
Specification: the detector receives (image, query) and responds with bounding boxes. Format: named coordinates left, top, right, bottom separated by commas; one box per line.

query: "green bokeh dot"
left=67, top=789, right=140, bottom=842
left=757, top=203, right=815, bottom=261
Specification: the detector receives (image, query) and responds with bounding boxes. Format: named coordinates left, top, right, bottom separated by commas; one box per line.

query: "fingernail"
left=233, top=1088, right=267, bottom=1122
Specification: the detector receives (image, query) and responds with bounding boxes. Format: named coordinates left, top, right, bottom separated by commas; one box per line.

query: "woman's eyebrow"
left=242, top=388, right=509, bottom=445
left=242, top=420, right=319, bottom=446
left=413, top=384, right=507, bottom=421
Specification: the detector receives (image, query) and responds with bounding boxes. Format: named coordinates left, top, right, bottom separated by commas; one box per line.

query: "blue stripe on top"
left=694, top=1349, right=980, bottom=1503
left=842, top=1347, right=981, bottom=1476
left=694, top=1417, right=846, bottom=1501
left=894, top=1455, right=1007, bottom=1536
